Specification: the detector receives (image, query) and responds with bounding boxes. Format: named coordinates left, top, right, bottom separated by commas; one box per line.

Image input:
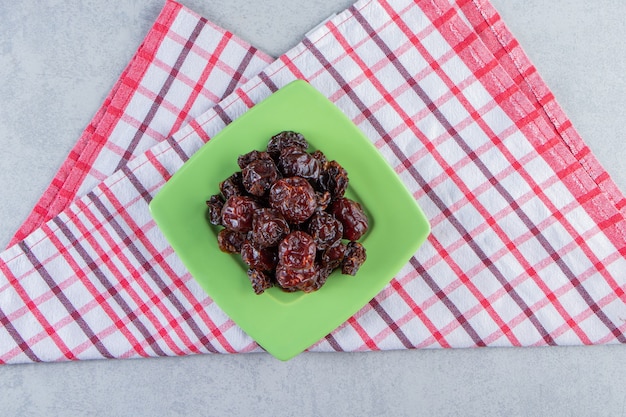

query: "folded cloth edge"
left=8, top=0, right=184, bottom=247
left=2, top=0, right=620, bottom=364
left=465, top=0, right=626, bottom=219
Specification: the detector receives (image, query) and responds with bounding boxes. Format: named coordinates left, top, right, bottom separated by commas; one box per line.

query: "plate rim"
left=149, top=80, right=431, bottom=360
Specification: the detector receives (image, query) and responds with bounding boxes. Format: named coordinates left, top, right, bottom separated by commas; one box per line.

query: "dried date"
left=205, top=194, right=224, bottom=225
left=241, top=241, right=277, bottom=271
left=321, top=241, right=346, bottom=270
left=307, top=211, right=343, bottom=250
left=221, top=195, right=260, bottom=233
left=217, top=229, right=246, bottom=253
left=278, top=231, right=316, bottom=269
left=242, top=159, right=280, bottom=196
left=267, top=131, right=308, bottom=159
left=275, top=263, right=318, bottom=292
left=278, top=147, right=321, bottom=180
left=310, top=150, right=327, bottom=166
left=252, top=208, right=290, bottom=248
left=330, top=197, right=369, bottom=241
left=220, top=172, right=245, bottom=200
left=318, top=160, right=348, bottom=198
left=315, top=191, right=332, bottom=211
left=238, top=150, right=273, bottom=169
left=206, top=130, right=368, bottom=294
left=269, top=177, right=317, bottom=224
left=247, top=269, right=273, bottom=295
left=342, top=241, right=366, bottom=276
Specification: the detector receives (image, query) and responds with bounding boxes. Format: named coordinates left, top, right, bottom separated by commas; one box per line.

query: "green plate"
left=149, top=80, right=430, bottom=360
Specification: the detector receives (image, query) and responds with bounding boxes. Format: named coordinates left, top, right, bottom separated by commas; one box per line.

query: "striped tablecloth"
left=1, top=0, right=624, bottom=363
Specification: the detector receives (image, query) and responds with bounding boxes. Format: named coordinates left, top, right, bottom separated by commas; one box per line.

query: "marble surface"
left=1, top=1, right=625, bottom=416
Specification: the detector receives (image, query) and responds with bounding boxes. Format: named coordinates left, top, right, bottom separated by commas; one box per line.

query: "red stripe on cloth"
left=336, top=7, right=557, bottom=345
left=115, top=17, right=208, bottom=172
left=235, top=88, right=256, bottom=109
left=167, top=32, right=234, bottom=135
left=378, top=0, right=598, bottom=344
left=325, top=18, right=527, bottom=346
left=460, top=0, right=626, bottom=218
left=145, top=150, right=174, bottom=183
left=45, top=218, right=154, bottom=358
left=99, top=180, right=238, bottom=353
left=345, top=316, right=379, bottom=351
left=461, top=0, right=626, bottom=215
left=188, top=119, right=211, bottom=143
left=90, top=185, right=220, bottom=354
left=9, top=0, right=182, bottom=247
left=418, top=0, right=626, bottom=342
left=0, top=254, right=77, bottom=361
left=278, top=55, right=308, bottom=81
left=17, top=240, right=115, bottom=358
left=0, top=305, right=41, bottom=363
left=390, top=274, right=451, bottom=349
left=70, top=197, right=190, bottom=357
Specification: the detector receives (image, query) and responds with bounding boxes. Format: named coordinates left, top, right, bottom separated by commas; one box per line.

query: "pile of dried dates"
left=206, top=131, right=368, bottom=294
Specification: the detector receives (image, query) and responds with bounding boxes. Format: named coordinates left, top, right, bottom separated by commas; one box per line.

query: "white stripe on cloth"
left=0, top=0, right=624, bottom=364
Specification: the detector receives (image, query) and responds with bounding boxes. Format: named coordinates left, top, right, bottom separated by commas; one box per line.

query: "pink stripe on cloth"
left=9, top=0, right=272, bottom=247
left=0, top=0, right=624, bottom=364
left=456, top=0, right=626, bottom=217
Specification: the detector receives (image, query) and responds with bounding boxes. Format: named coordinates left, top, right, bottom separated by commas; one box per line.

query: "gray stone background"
left=1, top=1, right=625, bottom=416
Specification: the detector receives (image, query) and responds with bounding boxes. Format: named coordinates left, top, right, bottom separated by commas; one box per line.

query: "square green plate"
left=149, top=80, right=430, bottom=360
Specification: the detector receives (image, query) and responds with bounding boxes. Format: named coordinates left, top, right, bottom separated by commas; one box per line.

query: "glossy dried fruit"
left=269, top=177, right=317, bottom=224
left=315, top=266, right=333, bottom=289
left=315, top=191, right=331, bottom=211
left=247, top=269, right=273, bottom=294
left=238, top=150, right=273, bottom=169
left=307, top=211, right=343, bottom=250
left=321, top=241, right=346, bottom=270
left=319, top=160, right=348, bottom=198
left=342, top=241, right=366, bottom=276
left=267, top=131, right=308, bottom=159
left=317, top=265, right=335, bottom=282
left=330, top=197, right=369, bottom=241
left=206, top=194, right=224, bottom=225
left=278, top=231, right=317, bottom=269
left=241, top=241, right=277, bottom=271
left=252, top=208, right=290, bottom=248
left=217, top=229, right=246, bottom=254
left=296, top=269, right=325, bottom=293
left=275, top=263, right=317, bottom=292
left=206, top=131, right=367, bottom=294
left=278, top=147, right=321, bottom=180
left=310, top=149, right=327, bottom=166
left=242, top=159, right=280, bottom=196
left=221, top=195, right=260, bottom=233
left=220, top=172, right=245, bottom=200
